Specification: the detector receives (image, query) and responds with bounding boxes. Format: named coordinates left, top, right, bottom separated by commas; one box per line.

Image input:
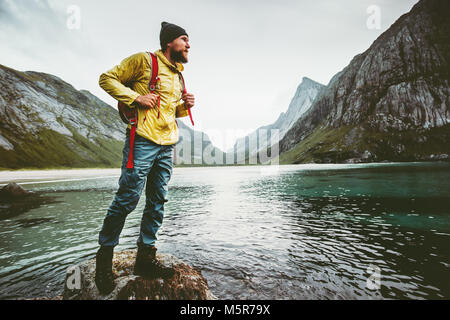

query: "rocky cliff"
left=0, top=64, right=126, bottom=169
left=278, top=0, right=450, bottom=164
left=0, top=64, right=222, bottom=169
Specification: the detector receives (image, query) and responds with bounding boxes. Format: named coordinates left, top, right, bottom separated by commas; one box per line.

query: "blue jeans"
left=98, top=134, right=174, bottom=248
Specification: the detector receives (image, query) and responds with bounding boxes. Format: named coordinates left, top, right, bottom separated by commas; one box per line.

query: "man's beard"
left=170, top=49, right=188, bottom=64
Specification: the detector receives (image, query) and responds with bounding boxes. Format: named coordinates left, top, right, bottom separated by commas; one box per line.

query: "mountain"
left=0, top=64, right=223, bottom=169
left=175, top=120, right=225, bottom=166
left=272, top=77, right=325, bottom=137
left=277, top=0, right=450, bottom=164
left=229, top=77, right=324, bottom=162
left=0, top=64, right=126, bottom=169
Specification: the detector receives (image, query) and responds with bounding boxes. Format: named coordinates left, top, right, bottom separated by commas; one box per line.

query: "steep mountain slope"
left=278, top=0, right=450, bottom=164
left=0, top=64, right=223, bottom=169
left=273, top=78, right=325, bottom=135
left=230, top=77, right=324, bottom=160
left=0, top=64, right=126, bottom=169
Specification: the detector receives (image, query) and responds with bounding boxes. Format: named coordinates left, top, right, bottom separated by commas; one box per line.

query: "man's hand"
left=135, top=93, right=159, bottom=109
left=182, top=92, right=195, bottom=109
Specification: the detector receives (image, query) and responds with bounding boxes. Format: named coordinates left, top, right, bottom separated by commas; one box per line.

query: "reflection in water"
left=0, top=162, right=449, bottom=299
left=0, top=193, right=60, bottom=221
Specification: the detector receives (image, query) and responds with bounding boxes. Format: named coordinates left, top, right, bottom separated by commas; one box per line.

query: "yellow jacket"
left=99, top=49, right=190, bottom=145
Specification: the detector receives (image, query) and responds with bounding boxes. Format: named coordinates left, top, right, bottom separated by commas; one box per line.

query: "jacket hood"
left=155, top=50, right=184, bottom=72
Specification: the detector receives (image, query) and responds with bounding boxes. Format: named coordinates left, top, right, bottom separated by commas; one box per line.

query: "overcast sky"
left=0, top=0, right=418, bottom=150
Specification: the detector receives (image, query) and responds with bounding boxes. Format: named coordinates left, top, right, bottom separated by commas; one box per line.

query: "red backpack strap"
left=148, top=52, right=161, bottom=119
left=148, top=52, right=159, bottom=91
left=178, top=73, right=194, bottom=126
left=126, top=52, right=159, bottom=170
left=126, top=115, right=138, bottom=169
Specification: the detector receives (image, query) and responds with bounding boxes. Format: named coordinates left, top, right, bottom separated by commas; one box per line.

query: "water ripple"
left=0, top=163, right=450, bottom=299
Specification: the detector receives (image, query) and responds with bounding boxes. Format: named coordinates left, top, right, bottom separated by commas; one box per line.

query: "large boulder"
left=0, top=182, right=33, bottom=199
left=63, top=249, right=217, bottom=300
left=0, top=183, right=58, bottom=220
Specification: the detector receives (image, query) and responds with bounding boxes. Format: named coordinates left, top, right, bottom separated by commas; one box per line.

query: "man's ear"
left=166, top=40, right=173, bottom=51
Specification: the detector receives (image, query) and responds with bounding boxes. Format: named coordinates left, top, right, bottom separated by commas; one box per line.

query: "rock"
left=344, top=158, right=363, bottom=164
left=24, top=296, right=63, bottom=300
left=63, top=249, right=217, bottom=300
left=0, top=184, right=57, bottom=220
left=428, top=153, right=449, bottom=161
left=361, top=150, right=372, bottom=160
left=0, top=182, right=33, bottom=199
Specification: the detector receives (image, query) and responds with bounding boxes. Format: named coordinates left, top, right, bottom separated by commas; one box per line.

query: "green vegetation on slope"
left=0, top=124, right=123, bottom=170
left=279, top=123, right=450, bottom=164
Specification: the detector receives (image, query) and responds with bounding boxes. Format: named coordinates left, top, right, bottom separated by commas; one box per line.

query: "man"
left=95, top=21, right=195, bottom=294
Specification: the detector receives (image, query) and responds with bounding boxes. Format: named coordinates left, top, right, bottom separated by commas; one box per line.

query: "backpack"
left=118, top=52, right=194, bottom=169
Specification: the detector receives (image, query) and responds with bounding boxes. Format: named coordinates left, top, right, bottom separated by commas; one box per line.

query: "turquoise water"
left=0, top=162, right=449, bottom=299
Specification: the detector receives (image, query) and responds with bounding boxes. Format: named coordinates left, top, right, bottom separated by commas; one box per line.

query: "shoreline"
left=0, top=168, right=121, bottom=185
left=1, top=161, right=449, bottom=186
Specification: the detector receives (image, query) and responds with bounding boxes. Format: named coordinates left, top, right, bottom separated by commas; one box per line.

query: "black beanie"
left=160, top=21, right=188, bottom=50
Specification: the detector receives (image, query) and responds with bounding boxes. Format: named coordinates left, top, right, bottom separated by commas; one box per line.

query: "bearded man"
left=95, top=21, right=195, bottom=294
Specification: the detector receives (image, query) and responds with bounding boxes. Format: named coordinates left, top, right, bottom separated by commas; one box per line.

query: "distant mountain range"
left=229, top=77, right=324, bottom=161
left=0, top=64, right=222, bottom=169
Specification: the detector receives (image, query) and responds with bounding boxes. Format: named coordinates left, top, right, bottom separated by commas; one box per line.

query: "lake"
left=0, top=162, right=449, bottom=299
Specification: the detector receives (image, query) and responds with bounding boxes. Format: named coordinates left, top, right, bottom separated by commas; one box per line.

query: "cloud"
left=0, top=0, right=65, bottom=48
left=0, top=0, right=99, bottom=93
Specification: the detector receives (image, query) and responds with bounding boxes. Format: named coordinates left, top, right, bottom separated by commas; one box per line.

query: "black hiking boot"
left=95, top=246, right=115, bottom=294
left=134, top=245, right=175, bottom=279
